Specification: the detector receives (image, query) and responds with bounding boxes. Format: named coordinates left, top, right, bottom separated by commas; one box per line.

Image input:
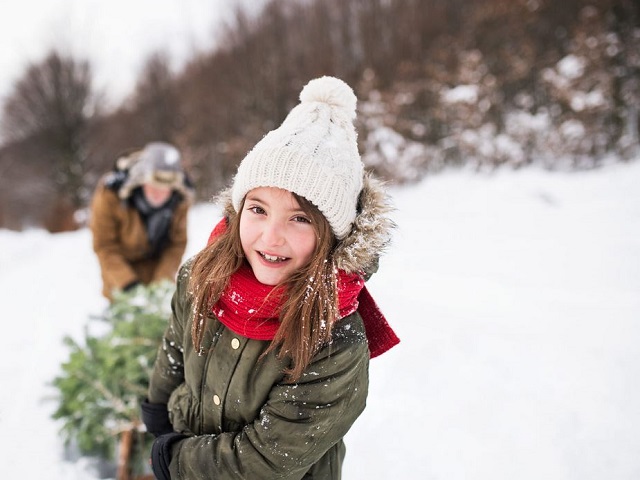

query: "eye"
left=292, top=214, right=311, bottom=224
left=247, top=205, right=266, bottom=215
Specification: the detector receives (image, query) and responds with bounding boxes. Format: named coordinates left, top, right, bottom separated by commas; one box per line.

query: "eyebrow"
left=245, top=193, right=265, bottom=203
left=245, top=194, right=306, bottom=214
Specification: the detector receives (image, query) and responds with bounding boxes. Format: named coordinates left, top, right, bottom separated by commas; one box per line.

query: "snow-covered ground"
left=1, top=161, right=639, bottom=479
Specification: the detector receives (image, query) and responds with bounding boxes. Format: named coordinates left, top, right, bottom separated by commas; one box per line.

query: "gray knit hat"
left=119, top=142, right=189, bottom=199
left=231, top=76, right=364, bottom=239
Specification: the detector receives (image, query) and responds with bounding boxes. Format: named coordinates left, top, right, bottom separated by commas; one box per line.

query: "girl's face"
left=240, top=187, right=318, bottom=285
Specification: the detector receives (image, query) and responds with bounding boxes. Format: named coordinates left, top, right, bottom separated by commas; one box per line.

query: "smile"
left=259, top=252, right=288, bottom=263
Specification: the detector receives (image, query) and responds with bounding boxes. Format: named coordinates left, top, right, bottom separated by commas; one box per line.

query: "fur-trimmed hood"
left=216, top=173, right=395, bottom=275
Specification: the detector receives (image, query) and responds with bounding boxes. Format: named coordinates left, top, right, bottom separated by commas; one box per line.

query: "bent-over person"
left=90, top=141, right=193, bottom=301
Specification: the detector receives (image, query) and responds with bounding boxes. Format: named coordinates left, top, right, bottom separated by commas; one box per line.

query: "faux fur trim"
left=119, top=173, right=194, bottom=201
left=215, top=173, right=395, bottom=274
left=116, top=151, right=195, bottom=201
left=334, top=174, right=395, bottom=273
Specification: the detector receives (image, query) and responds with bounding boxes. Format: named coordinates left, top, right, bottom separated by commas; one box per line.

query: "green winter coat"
left=148, top=176, right=394, bottom=479
left=149, top=260, right=370, bottom=479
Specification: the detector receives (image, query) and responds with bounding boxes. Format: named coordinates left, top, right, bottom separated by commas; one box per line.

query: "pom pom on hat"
left=231, top=76, right=364, bottom=239
left=299, top=76, right=357, bottom=120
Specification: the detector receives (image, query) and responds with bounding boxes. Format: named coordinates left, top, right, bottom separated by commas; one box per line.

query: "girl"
left=142, top=76, right=399, bottom=479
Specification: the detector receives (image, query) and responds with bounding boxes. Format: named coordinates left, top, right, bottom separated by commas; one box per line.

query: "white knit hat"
left=231, top=76, right=364, bottom=239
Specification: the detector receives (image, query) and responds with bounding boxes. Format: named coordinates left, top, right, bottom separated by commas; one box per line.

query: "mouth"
left=258, top=251, right=289, bottom=263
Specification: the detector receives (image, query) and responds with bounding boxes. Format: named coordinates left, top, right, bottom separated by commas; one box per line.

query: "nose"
left=262, top=220, right=285, bottom=247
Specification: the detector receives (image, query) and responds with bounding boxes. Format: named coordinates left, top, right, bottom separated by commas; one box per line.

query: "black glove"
left=140, top=399, right=174, bottom=437
left=151, top=432, right=187, bottom=480
left=123, top=280, right=141, bottom=292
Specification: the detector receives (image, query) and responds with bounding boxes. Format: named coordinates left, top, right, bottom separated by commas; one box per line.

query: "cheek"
left=294, top=230, right=317, bottom=263
left=157, top=192, right=171, bottom=203
left=239, top=214, right=261, bottom=256
left=238, top=217, right=251, bottom=252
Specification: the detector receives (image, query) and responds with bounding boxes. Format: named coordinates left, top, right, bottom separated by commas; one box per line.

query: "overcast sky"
left=0, top=0, right=262, bottom=108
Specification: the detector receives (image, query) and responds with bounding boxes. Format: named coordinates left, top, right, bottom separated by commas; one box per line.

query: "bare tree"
left=1, top=49, right=96, bottom=216
left=129, top=51, right=180, bottom=143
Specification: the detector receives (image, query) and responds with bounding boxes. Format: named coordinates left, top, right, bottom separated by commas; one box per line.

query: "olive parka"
left=147, top=176, right=394, bottom=479
left=90, top=177, right=189, bottom=300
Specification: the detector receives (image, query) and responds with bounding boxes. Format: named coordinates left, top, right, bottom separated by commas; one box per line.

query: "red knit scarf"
left=207, top=219, right=399, bottom=358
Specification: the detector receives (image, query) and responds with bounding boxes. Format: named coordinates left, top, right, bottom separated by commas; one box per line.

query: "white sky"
left=0, top=0, right=262, bottom=108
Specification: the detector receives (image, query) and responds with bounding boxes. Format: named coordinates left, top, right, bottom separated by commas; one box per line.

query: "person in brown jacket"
left=90, top=141, right=194, bottom=301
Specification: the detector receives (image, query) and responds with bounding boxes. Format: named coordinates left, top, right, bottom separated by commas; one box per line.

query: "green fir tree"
left=52, top=281, right=174, bottom=474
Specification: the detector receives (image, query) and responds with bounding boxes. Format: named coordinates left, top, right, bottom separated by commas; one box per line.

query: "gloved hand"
left=122, top=280, right=141, bottom=292
left=140, top=399, right=174, bottom=437
left=151, top=432, right=187, bottom=480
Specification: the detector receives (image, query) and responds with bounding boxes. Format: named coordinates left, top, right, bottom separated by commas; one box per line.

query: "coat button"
left=213, top=394, right=221, bottom=405
left=231, top=338, right=240, bottom=349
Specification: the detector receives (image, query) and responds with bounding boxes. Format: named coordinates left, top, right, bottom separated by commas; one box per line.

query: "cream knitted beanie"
left=231, top=76, right=364, bottom=239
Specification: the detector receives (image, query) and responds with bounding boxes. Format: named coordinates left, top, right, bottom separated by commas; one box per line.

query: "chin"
left=249, top=262, right=290, bottom=286
left=254, top=272, right=284, bottom=286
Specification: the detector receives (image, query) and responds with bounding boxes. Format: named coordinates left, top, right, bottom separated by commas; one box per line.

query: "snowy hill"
left=1, top=162, right=639, bottom=479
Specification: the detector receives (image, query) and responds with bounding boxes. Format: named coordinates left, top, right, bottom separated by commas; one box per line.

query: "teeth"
left=261, top=252, right=286, bottom=263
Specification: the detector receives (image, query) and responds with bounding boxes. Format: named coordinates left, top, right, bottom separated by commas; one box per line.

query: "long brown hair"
left=188, top=192, right=338, bottom=381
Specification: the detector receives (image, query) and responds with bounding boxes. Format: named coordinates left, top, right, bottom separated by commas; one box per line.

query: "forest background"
left=1, top=0, right=639, bottom=231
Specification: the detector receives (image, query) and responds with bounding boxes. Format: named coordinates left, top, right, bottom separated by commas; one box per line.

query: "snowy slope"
left=1, top=162, right=639, bottom=479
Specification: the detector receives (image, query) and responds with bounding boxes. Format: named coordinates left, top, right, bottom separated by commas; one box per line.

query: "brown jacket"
left=90, top=179, right=189, bottom=299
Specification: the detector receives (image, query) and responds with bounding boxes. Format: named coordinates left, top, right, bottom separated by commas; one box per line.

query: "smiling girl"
left=142, top=76, right=399, bottom=479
